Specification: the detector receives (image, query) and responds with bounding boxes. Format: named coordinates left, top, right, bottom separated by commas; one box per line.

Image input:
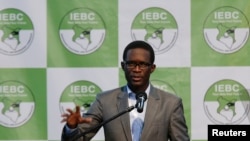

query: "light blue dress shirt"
left=126, top=85, right=150, bottom=141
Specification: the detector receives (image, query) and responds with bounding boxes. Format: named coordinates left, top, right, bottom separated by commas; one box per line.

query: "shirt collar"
left=126, top=84, right=150, bottom=97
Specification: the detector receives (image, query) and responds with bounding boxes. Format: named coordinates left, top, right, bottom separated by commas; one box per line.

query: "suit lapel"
left=117, top=87, right=132, bottom=141
left=141, top=86, right=159, bottom=139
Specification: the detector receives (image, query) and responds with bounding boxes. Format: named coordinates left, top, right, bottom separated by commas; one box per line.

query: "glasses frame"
left=123, top=61, right=152, bottom=69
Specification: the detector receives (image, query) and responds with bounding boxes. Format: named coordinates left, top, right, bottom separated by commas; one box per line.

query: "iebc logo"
left=59, top=80, right=102, bottom=114
left=131, top=7, right=178, bottom=55
left=0, top=80, right=35, bottom=127
left=59, top=8, right=106, bottom=55
left=204, top=79, right=250, bottom=124
left=0, top=8, right=34, bottom=55
left=203, top=6, right=249, bottom=54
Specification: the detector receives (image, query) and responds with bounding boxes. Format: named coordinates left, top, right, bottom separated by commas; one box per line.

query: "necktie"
left=132, top=117, right=143, bottom=141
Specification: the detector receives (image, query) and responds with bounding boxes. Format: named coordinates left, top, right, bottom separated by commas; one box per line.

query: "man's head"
left=122, top=40, right=155, bottom=64
left=121, top=40, right=156, bottom=93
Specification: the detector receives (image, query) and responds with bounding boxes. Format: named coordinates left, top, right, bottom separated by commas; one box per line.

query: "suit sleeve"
left=61, top=95, right=103, bottom=141
left=168, top=98, right=190, bottom=141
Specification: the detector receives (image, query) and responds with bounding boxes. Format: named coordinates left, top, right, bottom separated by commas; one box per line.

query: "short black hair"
left=122, top=40, right=155, bottom=63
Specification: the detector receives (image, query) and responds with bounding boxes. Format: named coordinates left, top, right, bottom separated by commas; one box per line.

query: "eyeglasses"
left=123, top=61, right=151, bottom=69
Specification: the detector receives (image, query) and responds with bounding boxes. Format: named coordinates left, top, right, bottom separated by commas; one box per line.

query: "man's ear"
left=150, top=64, right=156, bottom=73
left=121, top=62, right=125, bottom=70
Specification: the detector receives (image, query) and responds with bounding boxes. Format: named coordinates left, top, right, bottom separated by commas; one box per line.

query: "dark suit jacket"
left=62, top=85, right=190, bottom=141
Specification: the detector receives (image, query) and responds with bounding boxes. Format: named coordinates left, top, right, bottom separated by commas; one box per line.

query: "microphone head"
left=136, top=92, right=147, bottom=101
left=135, top=92, right=147, bottom=113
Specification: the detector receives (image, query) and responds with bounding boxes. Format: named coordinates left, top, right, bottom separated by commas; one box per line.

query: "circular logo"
left=59, top=8, right=106, bottom=55
left=59, top=80, right=102, bottom=114
left=0, top=80, right=35, bottom=127
left=204, top=79, right=250, bottom=124
left=131, top=7, right=178, bottom=55
left=151, top=79, right=176, bottom=95
left=203, top=6, right=249, bottom=54
left=0, top=8, right=34, bottom=55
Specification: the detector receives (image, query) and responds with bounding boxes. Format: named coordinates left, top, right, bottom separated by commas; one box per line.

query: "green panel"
left=0, top=68, right=47, bottom=140
left=47, top=0, right=118, bottom=67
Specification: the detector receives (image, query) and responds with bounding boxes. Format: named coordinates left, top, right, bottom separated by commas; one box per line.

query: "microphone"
left=71, top=105, right=135, bottom=141
left=135, top=92, right=147, bottom=113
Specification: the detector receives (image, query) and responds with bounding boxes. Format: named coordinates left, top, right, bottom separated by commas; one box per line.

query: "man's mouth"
left=131, top=76, right=141, bottom=81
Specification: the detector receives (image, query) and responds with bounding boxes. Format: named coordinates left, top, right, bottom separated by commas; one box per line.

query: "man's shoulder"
left=152, top=86, right=180, bottom=99
left=97, top=86, right=126, bottom=97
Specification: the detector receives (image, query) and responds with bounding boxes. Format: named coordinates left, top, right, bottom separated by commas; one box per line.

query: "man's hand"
left=61, top=106, right=92, bottom=129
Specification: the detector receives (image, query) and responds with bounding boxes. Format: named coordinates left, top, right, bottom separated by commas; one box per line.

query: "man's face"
left=122, top=48, right=155, bottom=92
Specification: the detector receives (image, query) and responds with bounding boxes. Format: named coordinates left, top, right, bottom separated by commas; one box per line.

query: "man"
left=61, top=40, right=190, bottom=141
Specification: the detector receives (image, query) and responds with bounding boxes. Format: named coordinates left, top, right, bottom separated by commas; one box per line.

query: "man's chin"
left=130, top=82, right=143, bottom=88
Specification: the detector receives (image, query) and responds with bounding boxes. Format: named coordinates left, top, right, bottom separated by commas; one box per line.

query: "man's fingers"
left=61, top=118, right=66, bottom=123
left=61, top=113, right=69, bottom=117
left=66, top=108, right=74, bottom=115
left=75, top=106, right=80, bottom=113
left=61, top=106, right=84, bottom=124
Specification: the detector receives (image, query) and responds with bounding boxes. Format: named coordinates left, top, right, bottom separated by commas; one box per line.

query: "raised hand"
left=61, top=106, right=92, bottom=129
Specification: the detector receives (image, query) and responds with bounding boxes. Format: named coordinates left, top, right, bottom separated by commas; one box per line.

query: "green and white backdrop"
left=0, top=0, right=250, bottom=140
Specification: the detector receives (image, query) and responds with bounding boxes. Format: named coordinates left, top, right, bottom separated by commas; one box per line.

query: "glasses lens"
left=124, top=61, right=151, bottom=69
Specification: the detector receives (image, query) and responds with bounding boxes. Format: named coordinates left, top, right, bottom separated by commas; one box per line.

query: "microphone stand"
left=71, top=105, right=135, bottom=141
